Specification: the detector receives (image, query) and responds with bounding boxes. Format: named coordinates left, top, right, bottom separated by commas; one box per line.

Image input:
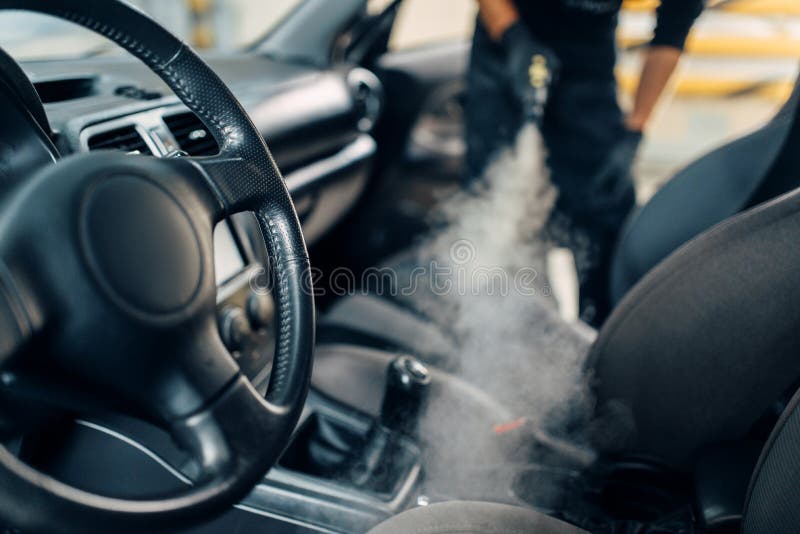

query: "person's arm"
left=626, top=46, right=682, bottom=131
left=477, top=0, right=520, bottom=41
left=626, top=0, right=705, bottom=132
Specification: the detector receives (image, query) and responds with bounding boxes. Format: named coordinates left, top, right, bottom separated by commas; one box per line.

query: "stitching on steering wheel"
left=158, top=57, right=230, bottom=147
left=49, top=10, right=234, bottom=150
left=257, top=210, right=294, bottom=400
left=48, top=9, right=165, bottom=65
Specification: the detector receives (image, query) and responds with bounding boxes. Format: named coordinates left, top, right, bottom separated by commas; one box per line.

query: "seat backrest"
left=742, top=386, right=800, bottom=534
left=610, top=74, right=800, bottom=305
left=588, top=186, right=800, bottom=468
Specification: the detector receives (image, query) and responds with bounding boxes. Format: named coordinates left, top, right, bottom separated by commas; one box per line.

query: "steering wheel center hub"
left=80, top=173, right=202, bottom=316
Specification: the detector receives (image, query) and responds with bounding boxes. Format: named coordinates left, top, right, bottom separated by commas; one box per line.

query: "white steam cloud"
left=405, top=124, right=596, bottom=505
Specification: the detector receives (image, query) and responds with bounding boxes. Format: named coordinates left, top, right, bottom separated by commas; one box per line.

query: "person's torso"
left=514, top=0, right=621, bottom=41
left=513, top=0, right=622, bottom=79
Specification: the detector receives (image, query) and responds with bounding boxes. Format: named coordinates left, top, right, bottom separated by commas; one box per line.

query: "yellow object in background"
left=187, top=0, right=213, bottom=15
left=618, top=0, right=800, bottom=100
left=617, top=69, right=795, bottom=100
left=619, top=34, right=800, bottom=58
left=187, top=0, right=216, bottom=49
left=192, top=24, right=215, bottom=49
left=623, top=0, right=800, bottom=16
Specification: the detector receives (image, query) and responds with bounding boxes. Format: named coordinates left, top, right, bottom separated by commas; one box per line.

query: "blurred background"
left=1, top=0, right=798, bottom=202
left=382, top=0, right=800, bottom=202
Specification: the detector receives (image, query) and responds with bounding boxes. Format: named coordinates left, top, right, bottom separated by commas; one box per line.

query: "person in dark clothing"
left=466, top=0, right=704, bottom=326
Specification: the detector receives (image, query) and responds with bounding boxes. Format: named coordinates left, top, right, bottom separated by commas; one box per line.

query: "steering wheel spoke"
left=185, top=153, right=262, bottom=214
left=170, top=375, right=291, bottom=485
left=186, top=153, right=308, bottom=247
left=0, top=379, right=293, bottom=534
left=0, top=263, right=36, bottom=368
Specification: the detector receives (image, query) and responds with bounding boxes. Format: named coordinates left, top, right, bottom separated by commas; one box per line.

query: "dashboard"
left=6, top=51, right=383, bottom=387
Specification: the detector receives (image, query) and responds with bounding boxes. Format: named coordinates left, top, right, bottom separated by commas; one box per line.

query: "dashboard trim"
left=79, top=105, right=376, bottom=201
left=284, top=134, right=375, bottom=197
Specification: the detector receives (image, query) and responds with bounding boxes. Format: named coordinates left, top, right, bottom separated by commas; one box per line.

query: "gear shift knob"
left=380, top=355, right=431, bottom=436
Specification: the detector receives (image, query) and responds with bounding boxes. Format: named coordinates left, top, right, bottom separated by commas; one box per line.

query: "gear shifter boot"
left=342, top=355, right=431, bottom=489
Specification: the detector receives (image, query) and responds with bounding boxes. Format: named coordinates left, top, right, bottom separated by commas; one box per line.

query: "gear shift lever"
left=343, top=355, right=431, bottom=489
left=380, top=355, right=432, bottom=436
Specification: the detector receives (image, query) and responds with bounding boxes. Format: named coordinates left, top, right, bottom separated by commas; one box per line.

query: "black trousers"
left=465, top=21, right=636, bottom=325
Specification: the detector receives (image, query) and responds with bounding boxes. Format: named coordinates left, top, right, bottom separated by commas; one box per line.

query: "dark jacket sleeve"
left=651, top=0, right=705, bottom=50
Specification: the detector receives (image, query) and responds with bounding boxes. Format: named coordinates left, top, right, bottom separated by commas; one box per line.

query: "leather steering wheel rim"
left=0, top=0, right=314, bottom=532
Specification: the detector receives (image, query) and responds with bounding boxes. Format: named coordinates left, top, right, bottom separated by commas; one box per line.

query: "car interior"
left=0, top=0, right=800, bottom=532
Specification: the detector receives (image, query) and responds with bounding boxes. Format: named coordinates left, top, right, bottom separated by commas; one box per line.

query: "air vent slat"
left=164, top=112, right=219, bottom=157
left=87, top=125, right=152, bottom=155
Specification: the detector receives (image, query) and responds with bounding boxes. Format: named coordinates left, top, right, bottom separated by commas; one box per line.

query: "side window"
left=385, top=0, right=477, bottom=51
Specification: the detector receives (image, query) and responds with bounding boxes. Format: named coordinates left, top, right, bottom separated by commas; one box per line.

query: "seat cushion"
left=319, top=294, right=456, bottom=364
left=368, top=501, right=587, bottom=534
left=312, top=343, right=512, bottom=420
left=312, top=344, right=534, bottom=500
left=319, top=293, right=595, bottom=370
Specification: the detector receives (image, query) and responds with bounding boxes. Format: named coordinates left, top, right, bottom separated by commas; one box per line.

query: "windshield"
left=0, top=0, right=303, bottom=60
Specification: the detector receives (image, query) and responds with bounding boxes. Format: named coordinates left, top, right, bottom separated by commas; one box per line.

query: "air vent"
left=87, top=125, right=152, bottom=155
left=348, top=68, right=383, bottom=133
left=164, top=112, right=219, bottom=156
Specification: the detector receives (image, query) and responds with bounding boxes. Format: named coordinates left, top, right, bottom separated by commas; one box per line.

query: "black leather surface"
left=0, top=78, right=58, bottom=197
left=0, top=0, right=314, bottom=531
left=0, top=46, right=51, bottom=136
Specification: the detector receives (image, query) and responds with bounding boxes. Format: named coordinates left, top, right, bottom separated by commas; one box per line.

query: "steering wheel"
left=0, top=0, right=314, bottom=532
